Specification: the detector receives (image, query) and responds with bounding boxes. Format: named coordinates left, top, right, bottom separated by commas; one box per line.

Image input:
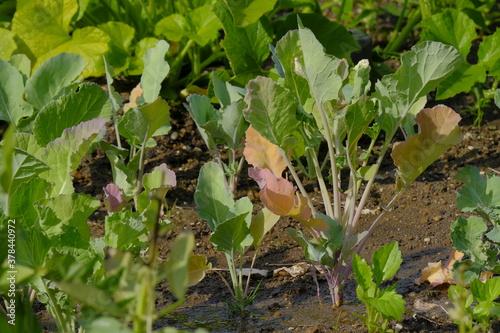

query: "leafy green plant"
left=194, top=161, right=279, bottom=313
left=243, top=23, right=463, bottom=306
left=449, top=166, right=500, bottom=283
left=448, top=275, right=500, bottom=333
left=352, top=242, right=405, bottom=333
left=419, top=11, right=499, bottom=124
left=185, top=72, right=248, bottom=194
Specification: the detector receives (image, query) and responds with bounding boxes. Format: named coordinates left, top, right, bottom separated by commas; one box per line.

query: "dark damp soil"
left=58, top=87, right=500, bottom=333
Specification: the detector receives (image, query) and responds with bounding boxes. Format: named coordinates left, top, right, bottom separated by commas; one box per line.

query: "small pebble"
left=170, top=131, right=179, bottom=140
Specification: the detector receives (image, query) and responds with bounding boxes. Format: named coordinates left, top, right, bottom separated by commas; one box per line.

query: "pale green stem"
left=317, top=102, right=341, bottom=221
left=42, top=279, right=71, bottom=333
left=308, top=148, right=334, bottom=217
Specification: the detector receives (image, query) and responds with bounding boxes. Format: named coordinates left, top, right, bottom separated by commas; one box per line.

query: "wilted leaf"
left=416, top=249, right=464, bottom=286
left=391, top=106, right=462, bottom=190
left=187, top=255, right=212, bottom=287
left=244, top=126, right=287, bottom=177
left=123, top=83, right=143, bottom=112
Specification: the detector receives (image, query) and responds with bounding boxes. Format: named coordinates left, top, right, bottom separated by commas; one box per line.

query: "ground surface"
left=67, top=90, right=500, bottom=332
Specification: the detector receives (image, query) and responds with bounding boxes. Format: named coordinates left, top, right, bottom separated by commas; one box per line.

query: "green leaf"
left=243, top=76, right=298, bottom=145
left=16, top=224, right=51, bottom=268
left=185, top=94, right=223, bottom=150
left=155, top=14, right=186, bottom=42
left=250, top=208, right=280, bottom=249
left=343, top=59, right=371, bottom=103
left=79, top=317, right=132, bottom=333
left=140, top=40, right=170, bottom=104
left=212, top=71, right=243, bottom=108
left=286, top=228, right=327, bottom=265
left=104, top=211, right=147, bottom=252
left=352, top=253, right=374, bottom=292
left=35, top=26, right=111, bottom=78
left=0, top=59, right=33, bottom=125
left=456, top=166, right=500, bottom=218
left=368, top=289, right=405, bottom=321
left=99, top=21, right=135, bottom=74
left=419, top=9, right=477, bottom=57
left=33, top=83, right=112, bottom=146
left=436, top=62, right=487, bottom=100
left=471, top=277, right=500, bottom=302
left=25, top=53, right=85, bottom=111
left=210, top=212, right=252, bottom=254
left=127, top=37, right=160, bottom=76
left=39, top=118, right=107, bottom=195
left=118, top=97, right=171, bottom=146
left=345, top=96, right=375, bottom=170
left=0, top=28, right=17, bottom=61
left=451, top=216, right=488, bottom=263
left=318, top=214, right=344, bottom=251
left=391, top=106, right=462, bottom=190
left=8, top=54, right=31, bottom=80
left=371, top=242, right=402, bottom=285
left=374, top=41, right=462, bottom=135
left=8, top=178, right=51, bottom=222
left=226, top=0, right=278, bottom=27
left=287, top=26, right=345, bottom=105
left=142, top=163, right=176, bottom=198
left=166, top=232, right=194, bottom=301
left=219, top=99, right=248, bottom=149
left=275, top=13, right=360, bottom=61
left=185, top=6, right=222, bottom=47
left=478, top=28, right=500, bottom=78
left=58, top=281, right=125, bottom=317
left=213, top=1, right=272, bottom=77
left=12, top=0, right=78, bottom=58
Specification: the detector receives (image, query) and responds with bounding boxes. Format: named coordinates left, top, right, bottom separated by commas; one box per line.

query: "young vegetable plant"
left=243, top=23, right=463, bottom=306
left=449, top=166, right=500, bottom=283
left=448, top=275, right=500, bottom=333
left=352, top=242, right=405, bottom=333
left=194, top=162, right=279, bottom=313
left=185, top=72, right=248, bottom=194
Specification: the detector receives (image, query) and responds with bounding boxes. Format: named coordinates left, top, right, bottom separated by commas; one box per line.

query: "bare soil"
left=67, top=91, right=500, bottom=333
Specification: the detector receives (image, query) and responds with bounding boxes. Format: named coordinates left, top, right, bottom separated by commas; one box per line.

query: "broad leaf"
left=118, top=97, right=171, bottom=146
left=213, top=1, right=272, bottom=77
left=210, top=213, right=252, bottom=254
left=99, top=21, right=135, bottom=74
left=244, top=126, right=287, bottom=177
left=345, top=96, right=375, bottom=170
left=185, top=94, right=223, bottom=150
left=372, top=242, right=402, bottom=285
left=39, top=118, right=106, bottom=195
left=25, top=53, right=85, bottom=111
left=368, top=289, right=405, bottom=321
left=244, top=76, right=298, bottom=145
left=219, top=99, right=248, bottom=149
left=419, top=9, right=477, bottom=57
left=478, top=28, right=500, bottom=78
left=212, top=71, right=243, bottom=108
left=471, top=277, right=500, bottom=303
left=250, top=208, right=280, bottom=248
left=456, top=166, right=500, bottom=218
left=80, top=317, right=132, bottom=333
left=374, top=41, right=462, bottom=136
left=451, top=216, right=488, bottom=263
left=391, top=106, right=462, bottom=190
left=142, top=163, right=176, bottom=198
left=165, top=232, right=194, bottom=301
left=436, top=62, right=487, bottom=100
left=0, top=28, right=16, bottom=60
left=0, top=59, right=33, bottom=125
left=33, top=83, right=112, bottom=146
left=104, top=211, right=147, bottom=252
left=187, top=255, right=212, bottom=287
left=140, top=40, right=170, bottom=104
left=352, top=253, right=374, bottom=293
left=226, top=0, right=278, bottom=27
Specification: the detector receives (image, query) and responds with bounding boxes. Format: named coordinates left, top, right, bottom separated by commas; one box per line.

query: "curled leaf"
left=143, top=163, right=176, bottom=198
left=248, top=167, right=313, bottom=224
left=416, top=249, right=464, bottom=286
left=244, top=126, right=287, bottom=177
left=103, top=183, right=128, bottom=212
left=392, top=106, right=462, bottom=191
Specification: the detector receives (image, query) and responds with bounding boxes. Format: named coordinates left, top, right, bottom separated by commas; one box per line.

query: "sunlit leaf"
left=244, top=126, right=287, bottom=177
left=391, top=106, right=461, bottom=190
